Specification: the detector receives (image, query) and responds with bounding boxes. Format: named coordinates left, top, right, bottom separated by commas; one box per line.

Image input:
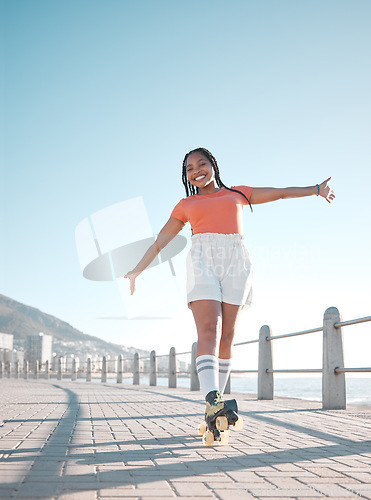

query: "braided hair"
left=181, top=147, right=253, bottom=212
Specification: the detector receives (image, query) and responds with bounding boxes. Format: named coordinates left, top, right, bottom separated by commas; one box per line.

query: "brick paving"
left=0, top=379, right=370, bottom=499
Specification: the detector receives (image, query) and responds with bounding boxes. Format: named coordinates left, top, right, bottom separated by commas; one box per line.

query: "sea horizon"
left=107, top=375, right=371, bottom=407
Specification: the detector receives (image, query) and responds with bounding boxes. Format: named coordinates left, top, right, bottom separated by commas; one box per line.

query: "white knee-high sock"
left=219, top=358, right=232, bottom=395
left=196, top=355, right=219, bottom=398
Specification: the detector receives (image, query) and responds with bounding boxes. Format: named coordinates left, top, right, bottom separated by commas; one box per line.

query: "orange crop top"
left=170, top=185, right=253, bottom=235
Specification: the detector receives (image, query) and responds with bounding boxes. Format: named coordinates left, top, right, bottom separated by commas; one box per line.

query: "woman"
left=125, top=147, right=335, bottom=433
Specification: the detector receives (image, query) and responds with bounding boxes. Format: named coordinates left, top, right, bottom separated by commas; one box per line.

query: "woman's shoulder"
left=172, top=195, right=194, bottom=209
left=231, top=185, right=253, bottom=193
left=231, top=184, right=252, bottom=190
left=177, top=194, right=198, bottom=203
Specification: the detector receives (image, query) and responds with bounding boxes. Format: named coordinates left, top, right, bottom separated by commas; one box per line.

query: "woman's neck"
left=197, top=181, right=220, bottom=196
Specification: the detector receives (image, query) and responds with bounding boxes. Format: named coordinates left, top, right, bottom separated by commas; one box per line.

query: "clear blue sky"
left=2, top=0, right=370, bottom=371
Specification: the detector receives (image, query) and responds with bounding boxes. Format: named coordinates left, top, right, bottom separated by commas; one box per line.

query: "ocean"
left=118, top=375, right=371, bottom=406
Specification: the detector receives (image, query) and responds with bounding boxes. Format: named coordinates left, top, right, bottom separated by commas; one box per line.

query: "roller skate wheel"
left=202, top=430, right=214, bottom=447
left=232, top=415, right=244, bottom=431
left=216, top=415, right=229, bottom=431
left=219, top=429, right=230, bottom=446
left=198, top=423, right=207, bottom=436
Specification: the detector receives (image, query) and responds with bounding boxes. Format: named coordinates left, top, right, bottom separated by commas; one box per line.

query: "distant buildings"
left=1, top=332, right=192, bottom=377
left=0, top=332, right=24, bottom=366
left=0, top=332, right=13, bottom=351
left=26, top=333, right=53, bottom=366
left=0, top=332, right=14, bottom=362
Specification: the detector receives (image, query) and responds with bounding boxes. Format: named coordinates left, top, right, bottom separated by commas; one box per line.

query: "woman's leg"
left=218, top=302, right=244, bottom=394
left=190, top=299, right=222, bottom=397
left=190, top=299, right=222, bottom=357
left=219, top=303, right=244, bottom=358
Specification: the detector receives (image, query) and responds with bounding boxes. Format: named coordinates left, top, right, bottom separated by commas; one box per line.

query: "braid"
left=181, top=147, right=253, bottom=212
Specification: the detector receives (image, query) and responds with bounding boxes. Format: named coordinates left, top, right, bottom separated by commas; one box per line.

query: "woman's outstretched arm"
left=124, top=216, right=185, bottom=294
left=250, top=177, right=335, bottom=205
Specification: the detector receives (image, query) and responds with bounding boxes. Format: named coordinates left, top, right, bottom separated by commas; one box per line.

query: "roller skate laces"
left=205, top=390, right=225, bottom=421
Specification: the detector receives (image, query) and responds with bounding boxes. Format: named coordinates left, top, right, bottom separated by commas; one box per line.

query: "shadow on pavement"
left=3, top=383, right=369, bottom=496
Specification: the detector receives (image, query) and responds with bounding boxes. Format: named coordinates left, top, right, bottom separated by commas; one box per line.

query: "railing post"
left=258, top=325, right=273, bottom=400
left=14, top=361, right=19, bottom=379
left=0, top=361, right=2, bottom=379
left=71, top=358, right=77, bottom=381
left=101, top=356, right=107, bottom=383
left=322, top=307, right=346, bottom=409
left=24, top=360, right=28, bottom=380
left=45, top=360, right=49, bottom=380
left=86, top=358, right=92, bottom=382
left=6, top=361, right=11, bottom=378
left=190, top=342, right=200, bottom=391
left=150, top=350, right=157, bottom=386
left=57, top=357, right=62, bottom=380
left=117, top=355, right=123, bottom=383
left=34, top=360, right=39, bottom=380
left=224, top=375, right=231, bottom=394
left=133, top=353, right=140, bottom=385
left=169, top=347, right=177, bottom=388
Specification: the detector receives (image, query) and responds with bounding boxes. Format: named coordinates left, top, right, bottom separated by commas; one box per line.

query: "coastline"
left=113, top=375, right=371, bottom=407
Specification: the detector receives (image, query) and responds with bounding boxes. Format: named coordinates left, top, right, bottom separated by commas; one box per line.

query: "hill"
left=0, top=293, right=148, bottom=360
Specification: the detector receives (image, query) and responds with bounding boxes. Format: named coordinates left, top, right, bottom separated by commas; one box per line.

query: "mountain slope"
left=0, top=294, right=144, bottom=358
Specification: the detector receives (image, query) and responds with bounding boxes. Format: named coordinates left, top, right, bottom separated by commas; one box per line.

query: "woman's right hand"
left=123, top=217, right=184, bottom=296
left=124, top=270, right=140, bottom=295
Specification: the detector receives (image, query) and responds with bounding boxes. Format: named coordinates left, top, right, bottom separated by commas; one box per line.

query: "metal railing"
left=0, top=306, right=369, bottom=410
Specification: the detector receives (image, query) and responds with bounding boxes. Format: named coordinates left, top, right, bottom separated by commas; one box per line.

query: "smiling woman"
left=181, top=148, right=253, bottom=211
left=124, top=146, right=335, bottom=447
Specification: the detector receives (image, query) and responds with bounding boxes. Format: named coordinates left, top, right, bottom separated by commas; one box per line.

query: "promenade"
left=0, top=379, right=370, bottom=499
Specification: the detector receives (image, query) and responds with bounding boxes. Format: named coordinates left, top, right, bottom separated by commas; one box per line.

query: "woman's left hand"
left=319, top=177, right=335, bottom=203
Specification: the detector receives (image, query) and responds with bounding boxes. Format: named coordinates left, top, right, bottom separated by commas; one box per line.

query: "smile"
left=194, top=175, right=206, bottom=181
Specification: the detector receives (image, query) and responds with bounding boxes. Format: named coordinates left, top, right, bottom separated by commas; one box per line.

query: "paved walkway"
left=0, top=379, right=370, bottom=499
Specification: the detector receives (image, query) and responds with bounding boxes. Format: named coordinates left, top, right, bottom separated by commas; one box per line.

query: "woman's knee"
left=220, top=328, right=235, bottom=346
left=198, top=324, right=219, bottom=343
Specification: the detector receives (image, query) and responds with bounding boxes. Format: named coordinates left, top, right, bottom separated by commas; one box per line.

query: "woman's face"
left=185, top=152, right=215, bottom=188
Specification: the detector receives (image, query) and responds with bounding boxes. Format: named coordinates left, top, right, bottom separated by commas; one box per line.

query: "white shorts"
left=186, top=233, right=253, bottom=308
